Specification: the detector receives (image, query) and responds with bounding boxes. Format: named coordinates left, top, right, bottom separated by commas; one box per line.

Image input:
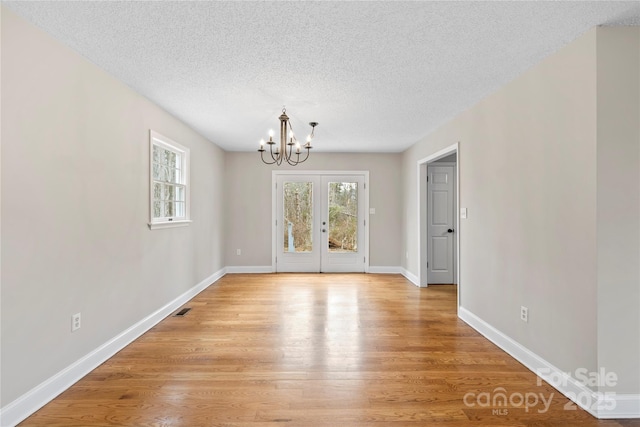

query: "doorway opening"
left=417, top=143, right=460, bottom=308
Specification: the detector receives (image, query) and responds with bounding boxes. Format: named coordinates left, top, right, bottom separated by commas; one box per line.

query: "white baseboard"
left=458, top=307, right=640, bottom=419
left=400, top=268, right=420, bottom=286
left=0, top=268, right=226, bottom=427
left=225, top=266, right=273, bottom=274
left=599, top=394, right=640, bottom=419
left=368, top=266, right=402, bottom=274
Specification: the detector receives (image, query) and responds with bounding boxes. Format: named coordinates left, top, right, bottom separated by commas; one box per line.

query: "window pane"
left=164, top=202, right=174, bottom=218
left=153, top=182, right=162, bottom=200
left=170, top=167, right=180, bottom=184
left=176, top=186, right=185, bottom=202
left=152, top=164, right=160, bottom=181
left=156, top=165, right=169, bottom=182
left=153, top=201, right=162, bottom=218
left=164, top=184, right=175, bottom=201
left=168, top=151, right=177, bottom=168
left=328, top=182, right=358, bottom=253
left=283, top=181, right=313, bottom=252
left=153, top=145, right=161, bottom=164
left=175, top=202, right=185, bottom=218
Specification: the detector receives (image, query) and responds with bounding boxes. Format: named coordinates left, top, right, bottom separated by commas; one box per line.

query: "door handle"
left=447, top=228, right=454, bottom=233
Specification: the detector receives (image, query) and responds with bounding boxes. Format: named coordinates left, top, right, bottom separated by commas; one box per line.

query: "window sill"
left=148, top=220, right=192, bottom=230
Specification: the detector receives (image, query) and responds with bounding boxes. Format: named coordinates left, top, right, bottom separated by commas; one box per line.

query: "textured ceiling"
left=4, top=1, right=640, bottom=153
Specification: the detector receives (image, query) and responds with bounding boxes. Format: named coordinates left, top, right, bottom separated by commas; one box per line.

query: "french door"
left=274, top=173, right=367, bottom=273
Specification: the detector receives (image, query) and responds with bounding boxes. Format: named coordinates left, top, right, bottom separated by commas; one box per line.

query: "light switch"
left=460, top=208, right=468, bottom=219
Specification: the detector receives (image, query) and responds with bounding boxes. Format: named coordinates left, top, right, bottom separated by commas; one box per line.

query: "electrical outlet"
left=236, top=249, right=241, bottom=256
left=520, top=306, right=528, bottom=323
left=72, top=312, right=81, bottom=332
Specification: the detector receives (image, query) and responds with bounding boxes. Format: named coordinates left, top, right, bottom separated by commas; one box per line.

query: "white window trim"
left=148, top=130, right=192, bottom=230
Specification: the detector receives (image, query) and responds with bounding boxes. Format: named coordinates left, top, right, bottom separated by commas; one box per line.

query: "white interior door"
left=427, top=166, right=454, bottom=283
left=275, top=173, right=366, bottom=273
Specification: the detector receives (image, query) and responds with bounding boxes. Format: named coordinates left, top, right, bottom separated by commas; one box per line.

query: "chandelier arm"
left=288, top=140, right=299, bottom=161
left=285, top=151, right=300, bottom=166
left=286, top=157, right=300, bottom=166
left=268, top=143, right=276, bottom=163
left=259, top=149, right=277, bottom=165
left=287, top=147, right=310, bottom=166
left=299, top=148, right=311, bottom=163
left=272, top=144, right=284, bottom=166
left=269, top=140, right=284, bottom=165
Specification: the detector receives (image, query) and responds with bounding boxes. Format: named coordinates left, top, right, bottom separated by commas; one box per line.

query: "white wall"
left=402, top=26, right=640, bottom=399
left=595, top=27, right=640, bottom=394
left=1, top=8, right=226, bottom=407
left=403, top=27, right=599, bottom=377
left=224, top=152, right=402, bottom=269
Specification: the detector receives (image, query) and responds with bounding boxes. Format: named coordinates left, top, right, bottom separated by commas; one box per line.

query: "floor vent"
left=174, top=308, right=191, bottom=317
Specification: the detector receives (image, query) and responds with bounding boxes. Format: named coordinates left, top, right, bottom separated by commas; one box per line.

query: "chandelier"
left=258, top=107, right=318, bottom=166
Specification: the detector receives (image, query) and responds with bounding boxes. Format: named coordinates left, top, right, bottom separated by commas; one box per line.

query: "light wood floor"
left=20, top=274, right=640, bottom=426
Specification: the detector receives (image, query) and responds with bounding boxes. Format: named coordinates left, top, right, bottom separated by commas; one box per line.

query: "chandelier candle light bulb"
left=258, top=107, right=318, bottom=166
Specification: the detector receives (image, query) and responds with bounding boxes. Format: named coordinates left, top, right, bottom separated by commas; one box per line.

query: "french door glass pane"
left=328, top=182, right=358, bottom=253
left=283, top=181, right=313, bottom=253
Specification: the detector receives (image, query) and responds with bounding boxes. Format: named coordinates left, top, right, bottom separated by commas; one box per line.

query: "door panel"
left=321, top=176, right=365, bottom=273
left=276, top=174, right=366, bottom=273
left=431, top=191, right=449, bottom=225
left=276, top=176, right=321, bottom=272
left=427, top=166, right=454, bottom=283
left=431, top=236, right=449, bottom=270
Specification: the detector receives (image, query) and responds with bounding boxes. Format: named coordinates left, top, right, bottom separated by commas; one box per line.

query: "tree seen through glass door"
left=283, top=182, right=313, bottom=252
left=328, top=182, right=358, bottom=253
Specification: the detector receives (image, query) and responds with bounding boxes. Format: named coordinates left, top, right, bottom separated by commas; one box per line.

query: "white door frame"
left=417, top=143, right=460, bottom=308
left=272, top=170, right=370, bottom=273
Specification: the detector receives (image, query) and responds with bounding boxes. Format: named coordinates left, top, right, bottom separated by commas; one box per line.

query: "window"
left=148, top=131, right=191, bottom=229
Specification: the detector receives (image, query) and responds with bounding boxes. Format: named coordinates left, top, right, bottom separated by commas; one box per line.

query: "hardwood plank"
left=18, top=274, right=635, bottom=426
